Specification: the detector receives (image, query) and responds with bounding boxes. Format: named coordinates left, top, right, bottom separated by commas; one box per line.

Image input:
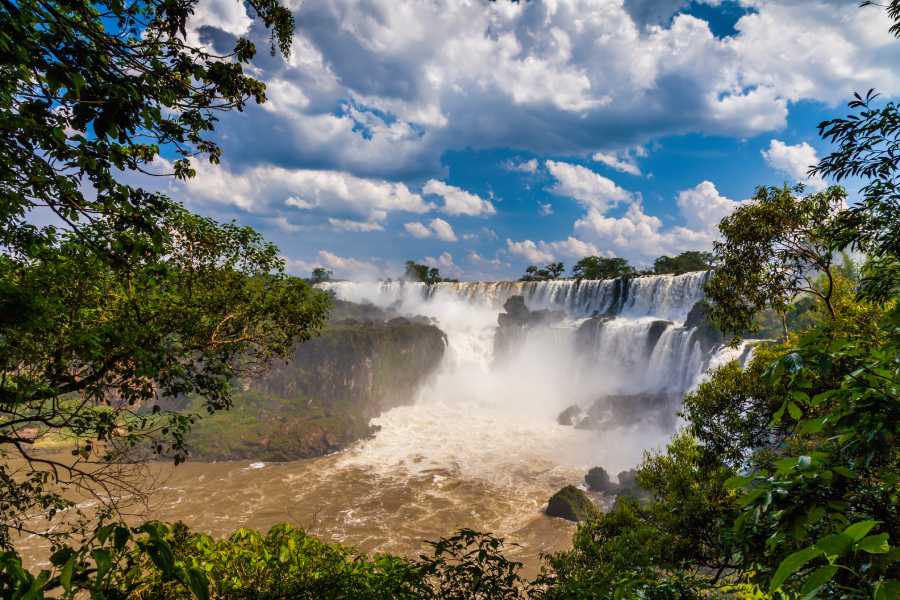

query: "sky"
left=133, top=0, right=900, bottom=281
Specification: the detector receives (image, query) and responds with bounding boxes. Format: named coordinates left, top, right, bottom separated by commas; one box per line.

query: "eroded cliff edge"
left=184, top=301, right=446, bottom=461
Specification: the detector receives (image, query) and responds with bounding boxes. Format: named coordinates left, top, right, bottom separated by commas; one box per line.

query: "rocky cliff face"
left=186, top=316, right=446, bottom=461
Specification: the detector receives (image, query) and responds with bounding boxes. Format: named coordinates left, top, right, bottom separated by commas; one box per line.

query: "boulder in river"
left=557, top=405, right=583, bottom=426
left=545, top=485, right=599, bottom=522
left=584, top=466, right=615, bottom=493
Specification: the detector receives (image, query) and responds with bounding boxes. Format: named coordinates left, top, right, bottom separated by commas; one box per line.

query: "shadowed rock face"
left=545, top=485, right=599, bottom=522
left=185, top=315, right=447, bottom=461
left=493, top=295, right=565, bottom=361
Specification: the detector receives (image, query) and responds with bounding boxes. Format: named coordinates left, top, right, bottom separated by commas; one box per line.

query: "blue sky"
left=136, top=0, right=900, bottom=280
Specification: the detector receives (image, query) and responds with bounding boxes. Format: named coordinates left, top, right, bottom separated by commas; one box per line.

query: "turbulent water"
left=21, top=272, right=746, bottom=573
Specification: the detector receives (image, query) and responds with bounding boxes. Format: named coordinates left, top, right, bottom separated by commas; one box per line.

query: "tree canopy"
left=571, top=256, right=634, bottom=280
left=0, top=0, right=331, bottom=553
left=652, top=251, right=715, bottom=275
left=519, top=262, right=565, bottom=282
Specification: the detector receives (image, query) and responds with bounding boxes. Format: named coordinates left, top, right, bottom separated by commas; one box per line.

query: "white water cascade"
left=320, top=272, right=739, bottom=479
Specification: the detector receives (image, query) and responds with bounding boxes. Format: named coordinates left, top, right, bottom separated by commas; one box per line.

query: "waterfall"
left=322, top=271, right=735, bottom=476
left=321, top=271, right=709, bottom=321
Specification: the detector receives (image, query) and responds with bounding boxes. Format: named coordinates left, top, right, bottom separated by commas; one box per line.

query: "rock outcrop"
left=545, top=485, right=599, bottom=522
left=186, top=315, right=446, bottom=461
left=494, top=295, right=564, bottom=360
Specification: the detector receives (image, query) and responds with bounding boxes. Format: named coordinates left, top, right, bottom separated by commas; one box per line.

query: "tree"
left=813, top=90, right=900, bottom=302
left=311, top=267, right=334, bottom=284
left=404, top=261, right=454, bottom=284
left=705, top=185, right=846, bottom=336
left=653, top=251, right=715, bottom=275
left=0, top=0, right=333, bottom=550
left=0, top=209, right=331, bottom=548
left=518, top=262, right=564, bottom=281
left=1, top=0, right=293, bottom=263
left=571, top=256, right=634, bottom=280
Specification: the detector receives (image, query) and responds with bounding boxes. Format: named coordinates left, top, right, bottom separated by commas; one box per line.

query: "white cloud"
left=404, top=218, right=458, bottom=241
left=504, top=236, right=601, bottom=264
left=545, top=160, right=634, bottom=212
left=503, top=158, right=539, bottom=173
left=328, top=218, right=385, bottom=232
left=404, top=221, right=433, bottom=238
left=424, top=251, right=462, bottom=277
left=285, top=250, right=384, bottom=280
left=423, top=180, right=496, bottom=216
left=574, top=181, right=743, bottom=261
left=538, top=202, right=554, bottom=216
left=186, top=0, right=900, bottom=185
left=592, top=148, right=644, bottom=176
left=505, top=238, right=555, bottom=264
left=761, top=139, right=827, bottom=191
left=541, top=236, right=601, bottom=259
left=467, top=250, right=509, bottom=269
left=429, top=217, right=458, bottom=242
left=166, top=160, right=433, bottom=231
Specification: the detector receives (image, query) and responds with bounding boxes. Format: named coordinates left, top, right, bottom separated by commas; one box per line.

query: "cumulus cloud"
left=504, top=236, right=601, bottom=264
left=186, top=0, right=900, bottom=184
left=161, top=160, right=433, bottom=231
left=285, top=250, right=384, bottom=280
left=545, top=160, right=634, bottom=211
left=761, top=139, right=827, bottom=191
left=503, top=158, right=539, bottom=173
left=538, top=202, right=554, bottom=216
left=429, top=218, right=459, bottom=241
left=505, top=238, right=555, bottom=264
left=424, top=251, right=462, bottom=277
left=574, top=181, right=743, bottom=261
left=404, top=221, right=433, bottom=238
left=404, top=218, right=458, bottom=241
left=592, top=147, right=645, bottom=176
left=328, top=218, right=385, bottom=232
left=423, top=180, right=496, bottom=216
left=467, top=250, right=510, bottom=269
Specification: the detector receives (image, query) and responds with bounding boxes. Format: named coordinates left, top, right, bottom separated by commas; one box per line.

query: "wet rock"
left=575, top=314, right=615, bottom=351
left=645, top=320, right=673, bottom=355
left=557, top=405, right=583, bottom=426
left=684, top=300, right=724, bottom=352
left=574, top=416, right=596, bottom=430
left=545, top=486, right=599, bottom=522
left=494, top=295, right=565, bottom=360
left=585, top=466, right=615, bottom=493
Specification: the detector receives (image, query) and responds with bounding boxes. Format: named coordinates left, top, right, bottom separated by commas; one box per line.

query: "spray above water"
left=322, top=272, right=735, bottom=479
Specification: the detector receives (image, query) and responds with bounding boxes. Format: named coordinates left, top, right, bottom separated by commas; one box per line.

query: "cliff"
left=186, top=312, right=446, bottom=461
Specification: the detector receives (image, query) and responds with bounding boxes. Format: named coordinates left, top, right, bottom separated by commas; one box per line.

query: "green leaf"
left=787, top=401, right=802, bottom=420
left=800, top=565, right=837, bottom=597
left=59, top=558, right=74, bottom=593
left=843, top=520, right=878, bottom=542
left=770, top=546, right=821, bottom=592
left=816, top=533, right=853, bottom=560
left=875, top=580, right=900, bottom=600
left=185, top=566, right=210, bottom=600
left=858, top=533, right=890, bottom=554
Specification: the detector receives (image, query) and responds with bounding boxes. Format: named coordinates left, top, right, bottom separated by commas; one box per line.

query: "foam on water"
left=324, top=272, right=718, bottom=480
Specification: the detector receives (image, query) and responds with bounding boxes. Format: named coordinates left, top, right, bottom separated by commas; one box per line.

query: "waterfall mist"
left=321, top=272, right=732, bottom=479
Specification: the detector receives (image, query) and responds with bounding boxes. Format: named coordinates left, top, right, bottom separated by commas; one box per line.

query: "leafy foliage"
left=652, top=251, right=716, bottom=275
left=571, top=256, right=633, bottom=280
left=0, top=0, right=330, bottom=554
left=705, top=185, right=846, bottom=336
left=519, top=262, right=565, bottom=281
left=404, top=261, right=457, bottom=284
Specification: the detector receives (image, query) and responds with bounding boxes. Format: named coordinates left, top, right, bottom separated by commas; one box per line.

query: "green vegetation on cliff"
left=185, top=318, right=446, bottom=461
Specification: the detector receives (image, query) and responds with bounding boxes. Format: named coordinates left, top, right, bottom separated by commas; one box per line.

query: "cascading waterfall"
left=321, top=271, right=739, bottom=478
